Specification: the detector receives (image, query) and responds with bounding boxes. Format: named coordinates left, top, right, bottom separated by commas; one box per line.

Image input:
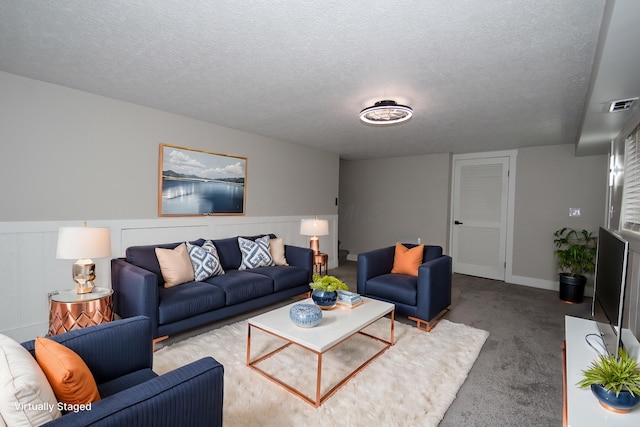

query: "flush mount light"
left=359, top=100, right=413, bottom=125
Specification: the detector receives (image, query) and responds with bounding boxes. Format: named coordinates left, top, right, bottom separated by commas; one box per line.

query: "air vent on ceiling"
left=609, top=97, right=639, bottom=112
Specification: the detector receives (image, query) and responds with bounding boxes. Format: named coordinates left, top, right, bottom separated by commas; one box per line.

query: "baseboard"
left=347, top=253, right=358, bottom=262
left=507, top=274, right=594, bottom=298
left=506, top=274, right=557, bottom=291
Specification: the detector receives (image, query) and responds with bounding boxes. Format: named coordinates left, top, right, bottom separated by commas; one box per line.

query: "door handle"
left=454, top=220, right=463, bottom=225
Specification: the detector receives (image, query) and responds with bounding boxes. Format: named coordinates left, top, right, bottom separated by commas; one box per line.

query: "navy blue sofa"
left=21, top=316, right=223, bottom=426
left=111, top=235, right=313, bottom=339
left=357, top=244, right=452, bottom=331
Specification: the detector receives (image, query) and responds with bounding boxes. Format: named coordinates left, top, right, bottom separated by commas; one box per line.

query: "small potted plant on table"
left=577, top=348, right=640, bottom=413
left=309, top=273, right=349, bottom=310
left=553, top=227, right=597, bottom=303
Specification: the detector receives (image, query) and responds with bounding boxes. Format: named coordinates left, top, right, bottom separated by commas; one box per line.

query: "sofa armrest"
left=357, top=246, right=396, bottom=294
left=416, top=255, right=452, bottom=318
left=22, top=317, right=153, bottom=385
left=111, top=259, right=160, bottom=337
left=284, top=245, right=313, bottom=281
left=44, top=357, right=224, bottom=427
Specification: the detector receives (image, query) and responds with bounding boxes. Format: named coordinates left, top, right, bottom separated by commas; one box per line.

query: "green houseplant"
left=577, top=348, right=640, bottom=412
left=553, top=227, right=597, bottom=303
left=309, top=273, right=349, bottom=309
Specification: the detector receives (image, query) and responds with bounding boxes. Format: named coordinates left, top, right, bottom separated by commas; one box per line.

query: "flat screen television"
left=592, top=226, right=629, bottom=357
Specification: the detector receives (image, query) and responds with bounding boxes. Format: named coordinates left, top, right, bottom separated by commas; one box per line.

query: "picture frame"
left=158, top=144, right=247, bottom=216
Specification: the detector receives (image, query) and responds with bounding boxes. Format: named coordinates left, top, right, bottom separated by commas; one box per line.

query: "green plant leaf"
left=309, top=273, right=349, bottom=292
left=577, top=348, right=640, bottom=397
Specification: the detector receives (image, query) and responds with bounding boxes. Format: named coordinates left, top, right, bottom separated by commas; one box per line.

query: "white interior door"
left=451, top=156, right=510, bottom=280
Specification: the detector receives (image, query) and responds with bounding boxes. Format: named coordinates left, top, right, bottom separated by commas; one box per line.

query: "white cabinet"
left=564, top=316, right=640, bottom=426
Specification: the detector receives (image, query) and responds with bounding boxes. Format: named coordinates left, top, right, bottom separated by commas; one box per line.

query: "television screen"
left=592, top=227, right=629, bottom=357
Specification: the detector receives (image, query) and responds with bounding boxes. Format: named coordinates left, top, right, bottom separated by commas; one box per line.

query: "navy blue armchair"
left=357, top=244, right=452, bottom=331
left=21, top=316, right=223, bottom=427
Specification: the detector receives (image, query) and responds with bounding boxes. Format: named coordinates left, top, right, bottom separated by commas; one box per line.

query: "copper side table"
left=48, top=287, right=114, bottom=336
left=313, top=252, right=328, bottom=275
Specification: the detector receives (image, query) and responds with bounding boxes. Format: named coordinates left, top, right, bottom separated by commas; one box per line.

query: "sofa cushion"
left=0, top=333, right=62, bottom=425
left=269, top=238, right=288, bottom=266
left=366, top=274, right=417, bottom=306
left=238, top=236, right=275, bottom=270
left=206, top=270, right=273, bottom=305
left=158, top=281, right=226, bottom=325
left=391, top=243, right=424, bottom=276
left=98, top=368, right=158, bottom=398
left=250, top=266, right=309, bottom=292
left=35, top=337, right=101, bottom=405
left=212, top=237, right=243, bottom=270
left=187, top=241, right=225, bottom=281
left=156, top=243, right=195, bottom=288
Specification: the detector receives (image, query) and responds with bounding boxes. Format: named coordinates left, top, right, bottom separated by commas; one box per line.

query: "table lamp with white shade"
left=56, top=224, right=112, bottom=294
left=300, top=218, right=329, bottom=255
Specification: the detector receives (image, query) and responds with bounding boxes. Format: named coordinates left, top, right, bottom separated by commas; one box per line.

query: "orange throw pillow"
left=391, top=243, right=424, bottom=276
left=35, top=337, right=101, bottom=405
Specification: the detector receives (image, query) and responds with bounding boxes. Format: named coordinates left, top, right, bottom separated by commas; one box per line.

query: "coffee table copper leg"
left=316, top=352, right=323, bottom=407
left=390, top=309, right=395, bottom=345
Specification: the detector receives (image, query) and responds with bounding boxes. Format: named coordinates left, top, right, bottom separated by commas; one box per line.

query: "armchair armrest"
left=44, top=357, right=224, bottom=427
left=357, top=246, right=395, bottom=294
left=284, top=245, right=314, bottom=281
left=111, top=259, right=160, bottom=337
left=22, top=316, right=153, bottom=385
left=416, top=255, right=452, bottom=319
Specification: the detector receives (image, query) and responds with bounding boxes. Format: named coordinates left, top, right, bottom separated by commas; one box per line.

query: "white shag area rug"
left=154, top=317, right=489, bottom=427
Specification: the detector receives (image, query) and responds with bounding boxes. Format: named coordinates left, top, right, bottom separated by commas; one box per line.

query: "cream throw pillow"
left=0, top=333, right=62, bottom=425
left=155, top=243, right=195, bottom=288
left=270, top=238, right=288, bottom=266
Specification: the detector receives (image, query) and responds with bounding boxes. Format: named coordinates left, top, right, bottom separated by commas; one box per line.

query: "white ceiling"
left=0, top=1, right=638, bottom=160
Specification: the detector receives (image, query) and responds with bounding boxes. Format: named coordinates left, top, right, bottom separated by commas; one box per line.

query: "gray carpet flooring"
left=330, top=261, right=591, bottom=426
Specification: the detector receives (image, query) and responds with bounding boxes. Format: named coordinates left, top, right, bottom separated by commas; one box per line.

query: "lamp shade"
left=300, top=219, right=329, bottom=237
left=56, top=227, right=112, bottom=259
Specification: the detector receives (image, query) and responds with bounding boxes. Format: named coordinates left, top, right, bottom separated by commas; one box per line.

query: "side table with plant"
left=309, top=273, right=349, bottom=310
left=578, top=348, right=640, bottom=413
left=553, top=227, right=597, bottom=303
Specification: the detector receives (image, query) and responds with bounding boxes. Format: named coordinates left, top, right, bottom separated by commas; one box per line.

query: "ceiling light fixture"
left=359, top=100, right=413, bottom=125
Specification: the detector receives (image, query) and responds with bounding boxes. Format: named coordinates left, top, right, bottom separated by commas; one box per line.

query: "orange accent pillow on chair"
left=35, top=337, right=101, bottom=405
left=391, top=243, right=424, bottom=276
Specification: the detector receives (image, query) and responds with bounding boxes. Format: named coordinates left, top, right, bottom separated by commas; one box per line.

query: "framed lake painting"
left=158, top=144, right=247, bottom=216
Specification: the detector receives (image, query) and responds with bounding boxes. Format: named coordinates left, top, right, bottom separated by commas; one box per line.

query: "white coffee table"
left=246, top=297, right=395, bottom=407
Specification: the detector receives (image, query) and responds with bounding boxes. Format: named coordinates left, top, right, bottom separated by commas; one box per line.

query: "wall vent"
left=609, top=98, right=639, bottom=112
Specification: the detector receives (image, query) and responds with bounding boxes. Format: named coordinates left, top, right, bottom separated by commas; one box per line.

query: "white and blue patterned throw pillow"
left=187, top=240, right=225, bottom=281
left=238, top=236, right=274, bottom=270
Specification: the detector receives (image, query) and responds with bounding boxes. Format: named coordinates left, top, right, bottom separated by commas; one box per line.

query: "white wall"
left=339, top=145, right=607, bottom=293
left=0, top=71, right=340, bottom=341
left=338, top=153, right=451, bottom=257
left=0, top=71, right=339, bottom=221
left=510, top=144, right=607, bottom=289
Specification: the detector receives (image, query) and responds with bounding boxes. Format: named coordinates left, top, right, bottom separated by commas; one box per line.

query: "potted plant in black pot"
left=553, top=227, right=597, bottom=303
left=577, top=348, right=640, bottom=413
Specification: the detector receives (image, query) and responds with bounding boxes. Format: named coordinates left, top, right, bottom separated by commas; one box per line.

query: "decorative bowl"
left=311, top=290, right=338, bottom=310
left=289, top=304, right=322, bottom=328
left=591, top=384, right=640, bottom=413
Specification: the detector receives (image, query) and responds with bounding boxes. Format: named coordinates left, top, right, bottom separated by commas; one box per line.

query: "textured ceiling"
left=0, top=0, right=634, bottom=160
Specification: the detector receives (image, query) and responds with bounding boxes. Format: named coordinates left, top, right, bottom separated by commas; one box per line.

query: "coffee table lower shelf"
left=246, top=308, right=394, bottom=408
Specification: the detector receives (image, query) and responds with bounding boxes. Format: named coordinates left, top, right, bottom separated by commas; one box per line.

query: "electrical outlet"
left=569, top=208, right=581, bottom=217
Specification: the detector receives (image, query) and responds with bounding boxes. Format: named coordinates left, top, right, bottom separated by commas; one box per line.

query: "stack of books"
left=336, top=290, right=362, bottom=308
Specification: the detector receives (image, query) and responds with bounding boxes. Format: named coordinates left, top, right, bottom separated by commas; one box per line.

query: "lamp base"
left=309, top=236, right=320, bottom=255
left=73, top=262, right=96, bottom=294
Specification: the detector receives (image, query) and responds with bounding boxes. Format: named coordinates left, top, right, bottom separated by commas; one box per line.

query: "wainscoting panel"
left=0, top=215, right=338, bottom=342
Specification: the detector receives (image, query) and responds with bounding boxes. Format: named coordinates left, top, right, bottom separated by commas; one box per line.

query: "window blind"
left=623, top=125, right=640, bottom=231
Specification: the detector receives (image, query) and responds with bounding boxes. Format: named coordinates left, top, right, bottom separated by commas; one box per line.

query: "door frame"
left=449, top=150, right=517, bottom=282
